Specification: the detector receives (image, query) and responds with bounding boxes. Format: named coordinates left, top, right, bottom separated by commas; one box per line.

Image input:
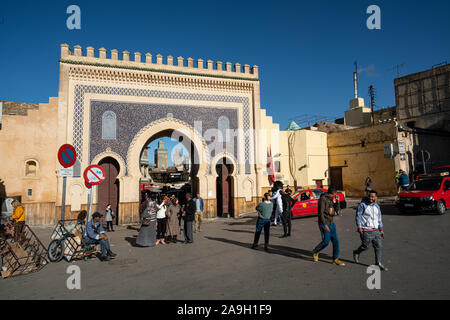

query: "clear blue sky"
left=0, top=0, right=449, bottom=128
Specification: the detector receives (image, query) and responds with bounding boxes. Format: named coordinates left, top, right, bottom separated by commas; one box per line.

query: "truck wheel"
left=47, top=240, right=64, bottom=262
left=436, top=200, right=447, bottom=215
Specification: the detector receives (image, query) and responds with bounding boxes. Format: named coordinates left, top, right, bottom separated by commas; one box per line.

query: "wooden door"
left=330, top=167, right=343, bottom=191
left=98, top=157, right=120, bottom=224
left=216, top=161, right=233, bottom=217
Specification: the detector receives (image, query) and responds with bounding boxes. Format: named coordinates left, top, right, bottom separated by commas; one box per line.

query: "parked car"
left=432, top=165, right=450, bottom=174
left=396, top=172, right=450, bottom=215
left=291, top=188, right=346, bottom=218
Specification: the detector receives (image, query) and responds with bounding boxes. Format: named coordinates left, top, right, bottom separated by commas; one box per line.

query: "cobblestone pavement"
left=1, top=201, right=450, bottom=300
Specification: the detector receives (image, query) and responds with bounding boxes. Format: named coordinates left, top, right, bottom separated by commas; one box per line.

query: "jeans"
left=313, top=223, right=340, bottom=260
left=84, top=238, right=110, bottom=257
left=253, top=218, right=271, bottom=246
left=354, top=230, right=383, bottom=264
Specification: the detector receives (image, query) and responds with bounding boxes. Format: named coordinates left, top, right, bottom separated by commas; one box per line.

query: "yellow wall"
left=327, top=122, right=409, bottom=196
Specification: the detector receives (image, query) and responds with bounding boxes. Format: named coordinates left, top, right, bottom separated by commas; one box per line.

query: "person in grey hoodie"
left=353, top=190, right=388, bottom=271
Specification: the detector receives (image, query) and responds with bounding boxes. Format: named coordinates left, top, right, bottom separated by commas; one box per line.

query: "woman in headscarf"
left=166, top=197, right=181, bottom=243
left=136, top=200, right=157, bottom=247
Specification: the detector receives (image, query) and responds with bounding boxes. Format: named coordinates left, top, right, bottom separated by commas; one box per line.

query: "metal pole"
left=88, top=187, right=93, bottom=221
left=421, top=150, right=427, bottom=174
left=61, top=176, right=67, bottom=220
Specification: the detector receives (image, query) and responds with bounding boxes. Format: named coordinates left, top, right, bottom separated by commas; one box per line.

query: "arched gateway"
left=56, top=44, right=265, bottom=224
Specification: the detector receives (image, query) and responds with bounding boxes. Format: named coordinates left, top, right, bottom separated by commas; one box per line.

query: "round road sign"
left=58, top=144, right=77, bottom=168
left=83, top=165, right=106, bottom=186
left=84, top=180, right=92, bottom=189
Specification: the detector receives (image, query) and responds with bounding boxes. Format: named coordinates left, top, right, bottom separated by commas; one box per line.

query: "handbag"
left=141, top=217, right=151, bottom=226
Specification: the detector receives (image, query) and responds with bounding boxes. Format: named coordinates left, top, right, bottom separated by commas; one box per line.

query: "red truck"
left=396, top=172, right=450, bottom=215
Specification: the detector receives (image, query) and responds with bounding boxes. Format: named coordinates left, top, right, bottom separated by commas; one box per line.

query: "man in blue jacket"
left=83, top=212, right=117, bottom=262
left=353, top=190, right=388, bottom=271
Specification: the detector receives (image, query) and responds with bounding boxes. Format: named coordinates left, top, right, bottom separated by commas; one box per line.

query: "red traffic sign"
left=83, top=165, right=106, bottom=186
left=58, top=144, right=77, bottom=168
left=84, top=180, right=92, bottom=189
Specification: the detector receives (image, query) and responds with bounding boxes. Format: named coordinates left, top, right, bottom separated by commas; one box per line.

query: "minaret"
left=155, top=140, right=168, bottom=169
left=344, top=62, right=372, bottom=126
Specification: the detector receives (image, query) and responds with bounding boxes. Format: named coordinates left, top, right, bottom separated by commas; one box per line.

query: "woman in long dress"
left=166, top=197, right=181, bottom=243
left=136, top=201, right=157, bottom=247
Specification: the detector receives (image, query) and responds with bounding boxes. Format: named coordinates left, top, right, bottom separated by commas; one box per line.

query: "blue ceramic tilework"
left=72, top=85, right=251, bottom=174
left=89, top=101, right=239, bottom=176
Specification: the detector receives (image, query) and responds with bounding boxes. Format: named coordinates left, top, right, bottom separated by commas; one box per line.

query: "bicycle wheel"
left=47, top=239, right=64, bottom=262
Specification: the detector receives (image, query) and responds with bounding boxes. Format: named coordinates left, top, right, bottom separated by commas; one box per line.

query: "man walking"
left=251, top=193, right=273, bottom=252
left=353, top=190, right=388, bottom=271
left=312, top=186, right=345, bottom=266
left=193, top=193, right=204, bottom=232
left=183, top=193, right=196, bottom=244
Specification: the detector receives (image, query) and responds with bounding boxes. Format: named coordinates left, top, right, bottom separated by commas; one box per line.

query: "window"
left=102, top=111, right=117, bottom=140
left=27, top=189, right=32, bottom=197
left=25, top=160, right=38, bottom=177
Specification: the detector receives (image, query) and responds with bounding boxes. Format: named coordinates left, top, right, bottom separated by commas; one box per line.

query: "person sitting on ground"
left=83, top=212, right=117, bottom=262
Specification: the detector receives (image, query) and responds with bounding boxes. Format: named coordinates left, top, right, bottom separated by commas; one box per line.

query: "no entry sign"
left=83, top=165, right=106, bottom=185
left=58, top=144, right=77, bottom=168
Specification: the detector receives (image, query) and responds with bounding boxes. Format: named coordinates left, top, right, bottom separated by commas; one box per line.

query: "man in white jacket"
left=270, top=181, right=284, bottom=226
left=353, top=190, right=388, bottom=271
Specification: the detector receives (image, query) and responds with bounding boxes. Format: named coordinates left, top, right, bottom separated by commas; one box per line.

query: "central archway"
left=127, top=118, right=210, bottom=210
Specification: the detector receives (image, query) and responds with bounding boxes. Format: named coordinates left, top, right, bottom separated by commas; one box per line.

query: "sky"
left=0, top=0, right=449, bottom=129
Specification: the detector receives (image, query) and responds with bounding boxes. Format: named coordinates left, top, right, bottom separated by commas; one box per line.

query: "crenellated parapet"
left=60, top=44, right=259, bottom=81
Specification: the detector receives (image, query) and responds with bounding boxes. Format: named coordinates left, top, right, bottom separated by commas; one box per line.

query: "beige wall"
left=0, top=98, right=59, bottom=205
left=258, top=108, right=328, bottom=191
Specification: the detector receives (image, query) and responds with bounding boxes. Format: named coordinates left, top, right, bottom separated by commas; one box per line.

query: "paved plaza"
left=1, top=199, right=450, bottom=300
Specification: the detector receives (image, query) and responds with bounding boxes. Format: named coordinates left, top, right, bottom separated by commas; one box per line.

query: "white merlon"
left=123, top=51, right=130, bottom=61
left=59, top=44, right=259, bottom=79
left=187, top=57, right=194, bottom=68
left=145, top=53, right=152, bottom=64
left=86, top=47, right=94, bottom=58
left=156, top=54, right=163, bottom=65
left=60, top=44, right=71, bottom=58
left=235, top=63, right=241, bottom=73
left=74, top=45, right=82, bottom=56
left=134, top=52, right=141, bottom=63
left=197, top=59, right=204, bottom=69
left=111, top=49, right=118, bottom=60
left=99, top=48, right=107, bottom=59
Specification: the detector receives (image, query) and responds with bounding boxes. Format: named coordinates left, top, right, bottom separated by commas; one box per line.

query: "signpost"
left=83, top=165, right=106, bottom=221
left=57, top=144, right=77, bottom=220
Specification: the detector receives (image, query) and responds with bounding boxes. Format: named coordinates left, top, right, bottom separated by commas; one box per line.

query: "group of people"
left=136, top=192, right=204, bottom=247
left=252, top=181, right=388, bottom=271
left=365, top=170, right=411, bottom=196
left=251, top=181, right=296, bottom=252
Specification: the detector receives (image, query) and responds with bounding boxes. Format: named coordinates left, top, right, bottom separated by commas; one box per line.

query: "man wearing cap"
left=83, top=212, right=117, bottom=261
